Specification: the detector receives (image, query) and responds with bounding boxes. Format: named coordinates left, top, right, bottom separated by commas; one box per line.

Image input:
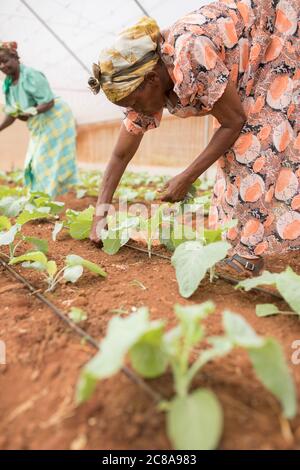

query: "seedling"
left=68, top=307, right=88, bottom=323
left=9, top=252, right=106, bottom=292
left=76, top=302, right=296, bottom=450
left=171, top=240, right=230, bottom=298
left=237, top=268, right=300, bottom=317
left=0, top=217, right=48, bottom=261
left=52, top=206, right=94, bottom=241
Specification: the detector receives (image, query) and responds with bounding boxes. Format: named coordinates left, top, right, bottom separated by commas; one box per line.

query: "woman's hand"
left=159, top=173, right=193, bottom=203
left=90, top=215, right=107, bottom=244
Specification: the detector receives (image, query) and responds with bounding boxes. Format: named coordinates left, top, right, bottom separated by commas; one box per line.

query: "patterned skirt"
left=25, top=97, right=78, bottom=197
left=208, top=0, right=300, bottom=258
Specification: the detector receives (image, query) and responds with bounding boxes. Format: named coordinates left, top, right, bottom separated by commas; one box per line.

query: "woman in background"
left=0, top=41, right=77, bottom=197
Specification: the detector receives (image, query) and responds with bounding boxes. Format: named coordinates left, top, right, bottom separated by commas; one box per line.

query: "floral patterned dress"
left=124, top=0, right=300, bottom=258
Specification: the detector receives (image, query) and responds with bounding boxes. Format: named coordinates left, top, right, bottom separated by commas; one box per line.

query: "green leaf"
left=52, top=222, right=64, bottom=241
left=144, top=190, right=156, bottom=201
left=10, top=251, right=48, bottom=268
left=256, top=304, right=280, bottom=317
left=129, top=323, right=168, bottom=378
left=203, top=228, right=222, bottom=244
left=46, top=260, right=57, bottom=277
left=80, top=257, right=107, bottom=278
left=171, top=241, right=230, bottom=298
left=237, top=271, right=278, bottom=292
left=117, top=187, right=138, bottom=201
left=101, top=215, right=139, bottom=255
left=160, top=222, right=197, bottom=251
left=69, top=220, right=92, bottom=240
left=166, top=389, right=223, bottom=450
left=23, top=236, right=48, bottom=253
left=0, top=224, right=19, bottom=245
left=174, top=301, right=215, bottom=347
left=66, top=254, right=107, bottom=277
left=163, top=326, right=182, bottom=357
left=174, top=301, right=215, bottom=323
left=223, top=311, right=264, bottom=348
left=22, top=261, right=45, bottom=271
left=0, top=215, right=11, bottom=230
left=238, top=268, right=300, bottom=315
left=200, top=336, right=233, bottom=366
left=16, top=209, right=52, bottom=225
left=248, top=338, right=297, bottom=419
left=275, top=268, right=300, bottom=315
left=63, top=265, right=83, bottom=283
left=0, top=196, right=26, bottom=217
left=101, top=230, right=123, bottom=255
left=68, top=307, right=88, bottom=323
left=65, top=208, right=79, bottom=224
left=76, top=189, right=87, bottom=199
left=76, top=308, right=152, bottom=403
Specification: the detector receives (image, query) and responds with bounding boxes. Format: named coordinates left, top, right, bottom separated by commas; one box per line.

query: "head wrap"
left=0, top=42, right=18, bottom=94
left=89, top=17, right=160, bottom=103
left=0, top=41, right=18, bottom=52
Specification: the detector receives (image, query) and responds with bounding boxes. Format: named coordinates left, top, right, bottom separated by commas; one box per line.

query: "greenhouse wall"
left=0, top=111, right=214, bottom=171
left=76, top=115, right=214, bottom=168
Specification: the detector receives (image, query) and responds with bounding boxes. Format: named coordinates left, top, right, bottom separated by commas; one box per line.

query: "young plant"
left=75, top=171, right=101, bottom=198
left=237, top=267, right=300, bottom=316
left=52, top=206, right=94, bottom=241
left=137, top=204, right=167, bottom=257
left=68, top=307, right=88, bottom=323
left=0, top=217, right=48, bottom=261
left=76, top=302, right=296, bottom=450
left=171, top=240, right=230, bottom=298
left=0, top=186, right=28, bottom=217
left=0, top=186, right=64, bottom=220
left=101, top=213, right=140, bottom=255
left=9, top=252, right=106, bottom=292
left=0, top=169, right=23, bottom=185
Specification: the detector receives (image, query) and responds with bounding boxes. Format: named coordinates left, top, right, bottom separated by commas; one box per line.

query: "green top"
left=3, top=64, right=55, bottom=116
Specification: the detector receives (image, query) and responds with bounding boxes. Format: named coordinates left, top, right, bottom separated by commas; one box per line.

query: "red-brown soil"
left=1, top=191, right=300, bottom=450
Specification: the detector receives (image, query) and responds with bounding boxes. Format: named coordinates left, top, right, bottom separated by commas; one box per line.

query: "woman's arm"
left=161, top=81, right=247, bottom=202
left=90, top=123, right=143, bottom=242
left=0, top=114, right=15, bottom=131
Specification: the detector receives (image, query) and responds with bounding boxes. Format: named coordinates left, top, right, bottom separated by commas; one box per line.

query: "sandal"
left=222, top=254, right=264, bottom=276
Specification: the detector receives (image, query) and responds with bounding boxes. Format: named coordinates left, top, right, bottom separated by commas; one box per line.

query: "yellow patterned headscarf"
left=89, top=17, right=160, bottom=103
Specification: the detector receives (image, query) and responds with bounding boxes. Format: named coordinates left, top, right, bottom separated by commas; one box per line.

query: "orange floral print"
left=124, top=0, right=299, bottom=257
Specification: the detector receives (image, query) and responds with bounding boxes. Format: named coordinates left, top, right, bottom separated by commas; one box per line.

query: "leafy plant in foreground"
left=9, top=252, right=106, bottom=292
left=76, top=302, right=296, bottom=450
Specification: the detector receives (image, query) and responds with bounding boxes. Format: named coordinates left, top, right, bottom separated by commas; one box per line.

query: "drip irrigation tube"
left=0, top=255, right=162, bottom=403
